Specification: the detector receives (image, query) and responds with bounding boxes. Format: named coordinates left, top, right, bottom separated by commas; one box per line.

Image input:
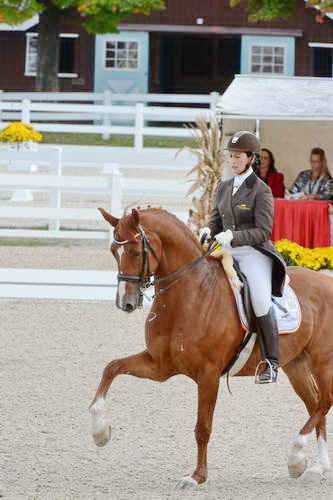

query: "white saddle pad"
left=230, top=281, right=302, bottom=334
left=223, top=281, right=302, bottom=377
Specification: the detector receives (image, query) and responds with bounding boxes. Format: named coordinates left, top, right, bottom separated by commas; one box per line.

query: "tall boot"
left=255, top=306, right=279, bottom=384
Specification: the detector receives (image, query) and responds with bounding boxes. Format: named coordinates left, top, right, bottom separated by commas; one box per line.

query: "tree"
left=0, top=0, right=164, bottom=90
left=230, top=0, right=333, bottom=22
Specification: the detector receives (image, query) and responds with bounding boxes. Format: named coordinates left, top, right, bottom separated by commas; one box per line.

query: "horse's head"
left=99, top=207, right=162, bottom=312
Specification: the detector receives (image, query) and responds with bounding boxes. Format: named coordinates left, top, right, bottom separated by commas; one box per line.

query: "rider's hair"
left=311, top=147, right=331, bottom=178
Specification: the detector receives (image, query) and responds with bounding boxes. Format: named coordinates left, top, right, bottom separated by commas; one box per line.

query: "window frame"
left=103, top=37, right=141, bottom=71
left=25, top=32, right=79, bottom=78
left=248, top=42, right=287, bottom=75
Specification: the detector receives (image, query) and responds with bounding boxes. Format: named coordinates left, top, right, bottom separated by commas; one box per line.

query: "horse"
left=89, top=207, right=333, bottom=488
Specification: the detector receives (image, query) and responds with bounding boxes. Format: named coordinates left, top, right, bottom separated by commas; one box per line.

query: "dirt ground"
left=1, top=292, right=333, bottom=500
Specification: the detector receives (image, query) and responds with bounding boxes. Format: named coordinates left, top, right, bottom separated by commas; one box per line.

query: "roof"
left=216, top=74, right=333, bottom=120
left=0, top=15, right=39, bottom=31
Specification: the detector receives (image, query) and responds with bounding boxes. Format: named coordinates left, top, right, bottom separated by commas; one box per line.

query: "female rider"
left=200, top=131, right=286, bottom=383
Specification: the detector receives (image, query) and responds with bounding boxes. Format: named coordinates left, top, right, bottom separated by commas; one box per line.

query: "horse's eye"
left=129, top=250, right=141, bottom=257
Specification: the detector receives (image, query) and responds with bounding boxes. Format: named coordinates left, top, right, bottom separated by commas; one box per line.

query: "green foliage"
left=0, top=0, right=165, bottom=33
left=0, top=0, right=43, bottom=25
left=230, top=0, right=333, bottom=21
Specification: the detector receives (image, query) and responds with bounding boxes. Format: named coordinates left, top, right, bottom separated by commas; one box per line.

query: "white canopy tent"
left=216, top=74, right=333, bottom=122
left=216, top=75, right=333, bottom=184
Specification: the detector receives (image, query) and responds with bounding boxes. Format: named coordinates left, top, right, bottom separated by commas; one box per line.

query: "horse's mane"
left=119, top=207, right=203, bottom=251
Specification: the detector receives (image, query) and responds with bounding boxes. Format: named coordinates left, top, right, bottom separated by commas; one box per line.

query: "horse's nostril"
left=125, top=303, right=134, bottom=313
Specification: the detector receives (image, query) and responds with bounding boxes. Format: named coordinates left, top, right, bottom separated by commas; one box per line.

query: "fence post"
left=134, top=102, right=144, bottom=152
left=209, top=91, right=220, bottom=112
left=50, top=147, right=62, bottom=176
left=22, top=99, right=31, bottom=123
left=109, top=163, right=123, bottom=241
left=49, top=152, right=61, bottom=231
left=110, top=164, right=122, bottom=217
left=102, top=89, right=112, bottom=140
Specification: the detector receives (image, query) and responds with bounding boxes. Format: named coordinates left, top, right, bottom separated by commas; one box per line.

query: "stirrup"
left=255, top=359, right=277, bottom=384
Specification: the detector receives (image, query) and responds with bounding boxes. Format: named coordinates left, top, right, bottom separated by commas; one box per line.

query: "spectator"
left=258, top=148, right=285, bottom=198
left=289, top=147, right=332, bottom=201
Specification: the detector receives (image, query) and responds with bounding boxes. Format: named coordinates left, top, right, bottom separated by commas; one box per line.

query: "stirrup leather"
left=255, top=359, right=277, bottom=384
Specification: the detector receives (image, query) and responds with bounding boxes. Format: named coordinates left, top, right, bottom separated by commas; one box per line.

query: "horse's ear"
left=131, top=208, right=140, bottom=227
left=98, top=208, right=119, bottom=227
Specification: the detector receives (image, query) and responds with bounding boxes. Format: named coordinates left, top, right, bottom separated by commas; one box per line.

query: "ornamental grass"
left=0, top=122, right=42, bottom=143
left=275, top=239, right=333, bottom=270
left=178, top=116, right=224, bottom=235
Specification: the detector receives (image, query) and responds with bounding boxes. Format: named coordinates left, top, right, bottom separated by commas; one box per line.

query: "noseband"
left=115, top=225, right=217, bottom=304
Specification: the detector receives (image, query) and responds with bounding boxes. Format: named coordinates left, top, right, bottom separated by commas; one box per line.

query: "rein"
left=115, top=225, right=217, bottom=301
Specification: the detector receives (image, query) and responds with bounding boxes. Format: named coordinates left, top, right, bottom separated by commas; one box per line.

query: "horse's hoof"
left=92, top=424, right=112, bottom=448
left=300, top=466, right=327, bottom=483
left=175, top=475, right=198, bottom=490
left=288, top=458, right=307, bottom=478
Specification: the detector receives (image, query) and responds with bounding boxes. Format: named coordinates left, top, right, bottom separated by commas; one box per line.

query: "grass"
left=42, top=133, right=197, bottom=148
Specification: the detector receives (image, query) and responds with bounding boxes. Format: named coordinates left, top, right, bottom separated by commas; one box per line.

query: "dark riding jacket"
left=209, top=172, right=286, bottom=297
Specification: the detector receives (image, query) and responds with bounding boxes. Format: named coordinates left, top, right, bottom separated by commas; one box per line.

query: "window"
left=105, top=40, right=139, bottom=70
left=25, top=33, right=78, bottom=77
left=250, top=45, right=285, bottom=74
left=25, top=33, right=38, bottom=76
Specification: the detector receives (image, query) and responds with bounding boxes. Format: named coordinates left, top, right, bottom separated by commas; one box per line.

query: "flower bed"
left=275, top=239, right=333, bottom=271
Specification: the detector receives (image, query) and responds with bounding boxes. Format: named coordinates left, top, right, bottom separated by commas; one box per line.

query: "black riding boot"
left=255, top=306, right=279, bottom=384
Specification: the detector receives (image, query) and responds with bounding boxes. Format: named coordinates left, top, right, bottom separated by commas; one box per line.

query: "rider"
left=200, top=131, right=286, bottom=383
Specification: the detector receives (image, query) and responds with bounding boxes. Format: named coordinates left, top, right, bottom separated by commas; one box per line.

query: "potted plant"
left=0, top=122, right=43, bottom=151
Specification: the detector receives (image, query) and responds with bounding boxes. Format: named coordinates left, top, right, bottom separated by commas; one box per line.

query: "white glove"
left=214, top=229, right=234, bottom=247
left=199, top=226, right=211, bottom=243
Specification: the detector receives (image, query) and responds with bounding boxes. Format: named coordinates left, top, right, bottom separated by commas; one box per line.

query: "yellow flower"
left=0, top=122, right=42, bottom=143
left=274, top=239, right=333, bottom=270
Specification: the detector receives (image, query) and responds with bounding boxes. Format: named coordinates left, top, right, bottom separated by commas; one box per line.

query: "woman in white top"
left=289, top=148, right=332, bottom=201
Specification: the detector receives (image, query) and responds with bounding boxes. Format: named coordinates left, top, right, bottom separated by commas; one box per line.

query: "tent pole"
left=255, top=119, right=260, bottom=139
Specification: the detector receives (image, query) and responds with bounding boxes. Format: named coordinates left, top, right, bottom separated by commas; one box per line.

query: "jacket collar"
left=231, top=172, right=258, bottom=205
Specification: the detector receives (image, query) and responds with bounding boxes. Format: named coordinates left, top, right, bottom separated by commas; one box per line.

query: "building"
left=0, top=0, right=332, bottom=94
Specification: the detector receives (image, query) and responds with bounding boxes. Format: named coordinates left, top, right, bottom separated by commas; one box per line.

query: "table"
left=272, top=199, right=331, bottom=248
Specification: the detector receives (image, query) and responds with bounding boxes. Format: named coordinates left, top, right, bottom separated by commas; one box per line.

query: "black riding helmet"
left=226, top=131, right=260, bottom=173
left=226, top=131, right=260, bottom=153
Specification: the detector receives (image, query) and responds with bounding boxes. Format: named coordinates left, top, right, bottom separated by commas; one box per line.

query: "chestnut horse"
left=90, top=207, right=333, bottom=488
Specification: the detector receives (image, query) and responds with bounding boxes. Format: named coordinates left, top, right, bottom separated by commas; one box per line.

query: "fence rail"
left=0, top=90, right=219, bottom=106
left=0, top=91, right=219, bottom=150
left=0, top=162, right=189, bottom=239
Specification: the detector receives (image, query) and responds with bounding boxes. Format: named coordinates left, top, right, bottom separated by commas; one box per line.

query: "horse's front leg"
left=89, top=350, right=170, bottom=447
left=177, top=370, right=220, bottom=489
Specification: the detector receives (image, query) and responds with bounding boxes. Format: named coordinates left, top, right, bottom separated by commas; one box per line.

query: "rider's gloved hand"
left=214, top=229, right=234, bottom=247
left=199, top=226, right=211, bottom=245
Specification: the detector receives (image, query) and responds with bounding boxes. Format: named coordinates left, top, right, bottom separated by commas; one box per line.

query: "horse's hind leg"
left=89, top=350, right=170, bottom=447
left=283, top=354, right=319, bottom=478
left=284, top=354, right=332, bottom=480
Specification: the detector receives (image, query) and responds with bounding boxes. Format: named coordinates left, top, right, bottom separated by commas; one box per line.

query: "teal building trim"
left=241, top=35, right=295, bottom=76
left=94, top=31, right=149, bottom=94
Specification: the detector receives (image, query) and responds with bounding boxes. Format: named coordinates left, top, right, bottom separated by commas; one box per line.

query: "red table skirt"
left=272, top=199, right=331, bottom=249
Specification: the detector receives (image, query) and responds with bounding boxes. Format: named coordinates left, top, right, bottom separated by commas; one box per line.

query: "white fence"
left=0, top=91, right=219, bottom=150
left=0, top=164, right=189, bottom=239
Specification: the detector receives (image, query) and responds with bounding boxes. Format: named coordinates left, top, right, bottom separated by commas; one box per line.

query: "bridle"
left=114, top=224, right=217, bottom=304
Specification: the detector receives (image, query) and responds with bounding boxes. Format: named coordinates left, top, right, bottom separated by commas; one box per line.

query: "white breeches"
left=228, top=245, right=273, bottom=317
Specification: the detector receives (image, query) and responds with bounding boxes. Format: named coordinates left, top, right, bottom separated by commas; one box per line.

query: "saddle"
left=210, top=246, right=302, bottom=377
left=211, top=246, right=301, bottom=335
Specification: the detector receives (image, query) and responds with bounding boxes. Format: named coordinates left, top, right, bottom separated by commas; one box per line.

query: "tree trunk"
left=36, top=7, right=62, bottom=91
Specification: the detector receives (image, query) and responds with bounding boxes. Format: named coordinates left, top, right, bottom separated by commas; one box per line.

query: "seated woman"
left=289, top=147, right=332, bottom=200
left=258, top=148, right=285, bottom=198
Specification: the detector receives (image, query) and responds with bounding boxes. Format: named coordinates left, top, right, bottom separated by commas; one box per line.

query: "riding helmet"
left=226, top=131, right=260, bottom=153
